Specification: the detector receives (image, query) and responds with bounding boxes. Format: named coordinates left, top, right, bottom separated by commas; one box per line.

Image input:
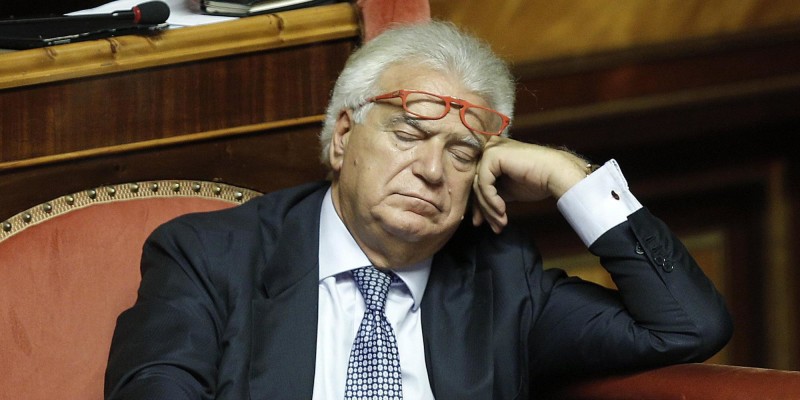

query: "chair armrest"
left=542, top=363, right=800, bottom=400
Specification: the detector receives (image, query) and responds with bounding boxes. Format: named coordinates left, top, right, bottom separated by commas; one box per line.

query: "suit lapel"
left=421, top=230, right=495, bottom=399
left=246, top=185, right=497, bottom=399
left=249, top=186, right=326, bottom=399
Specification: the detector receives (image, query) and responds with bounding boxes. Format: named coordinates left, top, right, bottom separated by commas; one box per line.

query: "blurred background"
left=427, top=0, right=800, bottom=371
left=3, top=0, right=799, bottom=371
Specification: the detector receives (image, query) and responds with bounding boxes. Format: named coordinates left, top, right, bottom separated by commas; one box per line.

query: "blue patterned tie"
left=344, top=266, right=403, bottom=400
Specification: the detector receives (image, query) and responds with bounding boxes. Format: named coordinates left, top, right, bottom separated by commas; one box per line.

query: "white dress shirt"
left=558, top=159, right=643, bottom=246
left=311, top=159, right=642, bottom=399
left=313, top=189, right=435, bottom=400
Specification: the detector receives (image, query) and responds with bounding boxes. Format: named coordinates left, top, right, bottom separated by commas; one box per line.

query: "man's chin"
left=379, top=211, right=455, bottom=244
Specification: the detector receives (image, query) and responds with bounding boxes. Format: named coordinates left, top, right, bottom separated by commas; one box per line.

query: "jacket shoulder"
left=160, top=181, right=329, bottom=234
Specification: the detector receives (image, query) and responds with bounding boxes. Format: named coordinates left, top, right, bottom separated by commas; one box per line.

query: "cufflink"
left=584, top=162, right=601, bottom=176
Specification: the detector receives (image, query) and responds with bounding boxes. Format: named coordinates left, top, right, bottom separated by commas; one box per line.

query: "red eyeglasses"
left=364, top=89, right=510, bottom=136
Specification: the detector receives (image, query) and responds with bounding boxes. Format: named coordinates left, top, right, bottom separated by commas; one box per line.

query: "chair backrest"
left=541, top=362, right=800, bottom=399
left=0, top=180, right=261, bottom=400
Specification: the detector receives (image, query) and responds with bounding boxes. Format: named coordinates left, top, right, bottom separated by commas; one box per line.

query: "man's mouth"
left=397, top=192, right=443, bottom=213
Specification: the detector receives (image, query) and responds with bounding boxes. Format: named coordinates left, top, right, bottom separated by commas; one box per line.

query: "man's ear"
left=329, top=108, right=354, bottom=172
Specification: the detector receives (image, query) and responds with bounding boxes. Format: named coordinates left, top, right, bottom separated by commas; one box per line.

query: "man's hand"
left=471, top=136, right=589, bottom=233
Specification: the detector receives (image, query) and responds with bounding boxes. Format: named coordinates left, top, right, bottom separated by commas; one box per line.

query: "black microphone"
left=111, top=1, right=171, bottom=24
left=0, top=1, right=171, bottom=25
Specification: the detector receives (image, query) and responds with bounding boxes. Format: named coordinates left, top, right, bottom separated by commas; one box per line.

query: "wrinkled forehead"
left=375, top=64, right=497, bottom=140
left=402, top=93, right=499, bottom=133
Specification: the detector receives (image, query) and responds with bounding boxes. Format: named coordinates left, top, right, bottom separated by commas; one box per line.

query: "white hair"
left=318, top=20, right=516, bottom=169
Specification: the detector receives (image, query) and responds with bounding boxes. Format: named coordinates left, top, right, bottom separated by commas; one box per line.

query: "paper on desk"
left=68, top=0, right=236, bottom=27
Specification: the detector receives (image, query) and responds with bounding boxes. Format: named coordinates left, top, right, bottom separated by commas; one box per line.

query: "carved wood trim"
left=0, top=114, right=324, bottom=172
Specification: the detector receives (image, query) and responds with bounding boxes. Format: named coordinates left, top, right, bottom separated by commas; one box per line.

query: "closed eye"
left=394, top=129, right=424, bottom=142
left=386, top=115, right=428, bottom=141
left=449, top=146, right=479, bottom=164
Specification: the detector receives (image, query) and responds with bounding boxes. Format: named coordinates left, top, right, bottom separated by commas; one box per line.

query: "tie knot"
left=352, top=266, right=392, bottom=311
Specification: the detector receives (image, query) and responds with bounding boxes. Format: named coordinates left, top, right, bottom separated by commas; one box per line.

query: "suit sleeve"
left=527, top=207, right=733, bottom=379
left=104, top=220, right=224, bottom=400
left=526, top=161, right=732, bottom=379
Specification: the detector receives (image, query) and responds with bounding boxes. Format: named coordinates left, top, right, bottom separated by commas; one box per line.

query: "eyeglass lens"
left=403, top=92, right=503, bottom=134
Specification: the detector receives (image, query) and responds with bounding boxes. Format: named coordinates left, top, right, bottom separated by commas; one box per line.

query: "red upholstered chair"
left=2, top=180, right=799, bottom=400
left=0, top=180, right=261, bottom=400
left=542, top=363, right=800, bottom=399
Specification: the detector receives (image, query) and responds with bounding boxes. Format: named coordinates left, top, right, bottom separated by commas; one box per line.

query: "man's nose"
left=411, top=142, right=445, bottom=185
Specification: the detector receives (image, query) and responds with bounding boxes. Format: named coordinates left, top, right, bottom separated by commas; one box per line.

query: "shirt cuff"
left=556, top=159, right=643, bottom=247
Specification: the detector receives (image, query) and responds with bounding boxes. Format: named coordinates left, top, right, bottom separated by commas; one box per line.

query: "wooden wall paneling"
left=506, top=26, right=800, bottom=370
left=512, top=25, right=800, bottom=111
left=510, top=28, right=800, bottom=160
left=430, top=0, right=800, bottom=64
left=0, top=39, right=354, bottom=162
left=0, top=3, right=359, bottom=220
left=762, top=161, right=796, bottom=370
left=792, top=161, right=800, bottom=368
left=0, top=121, right=329, bottom=222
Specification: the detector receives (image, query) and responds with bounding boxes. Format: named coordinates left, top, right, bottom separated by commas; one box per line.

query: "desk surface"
left=0, top=3, right=358, bottom=90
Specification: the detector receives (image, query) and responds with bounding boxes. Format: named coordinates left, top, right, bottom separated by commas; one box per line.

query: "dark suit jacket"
left=105, top=181, right=732, bottom=400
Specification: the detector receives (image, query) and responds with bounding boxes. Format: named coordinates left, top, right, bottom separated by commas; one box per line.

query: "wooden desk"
left=0, top=3, right=359, bottom=219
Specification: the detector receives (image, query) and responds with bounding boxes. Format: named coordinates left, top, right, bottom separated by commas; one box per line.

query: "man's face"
left=329, top=64, right=490, bottom=265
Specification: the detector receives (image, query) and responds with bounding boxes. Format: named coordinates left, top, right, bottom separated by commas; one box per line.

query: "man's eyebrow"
left=384, top=115, right=423, bottom=132
left=402, top=116, right=484, bottom=151
left=402, top=116, right=431, bottom=135
left=458, top=133, right=484, bottom=152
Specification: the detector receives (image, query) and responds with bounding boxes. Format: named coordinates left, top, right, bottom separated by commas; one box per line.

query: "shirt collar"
left=318, top=188, right=431, bottom=310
